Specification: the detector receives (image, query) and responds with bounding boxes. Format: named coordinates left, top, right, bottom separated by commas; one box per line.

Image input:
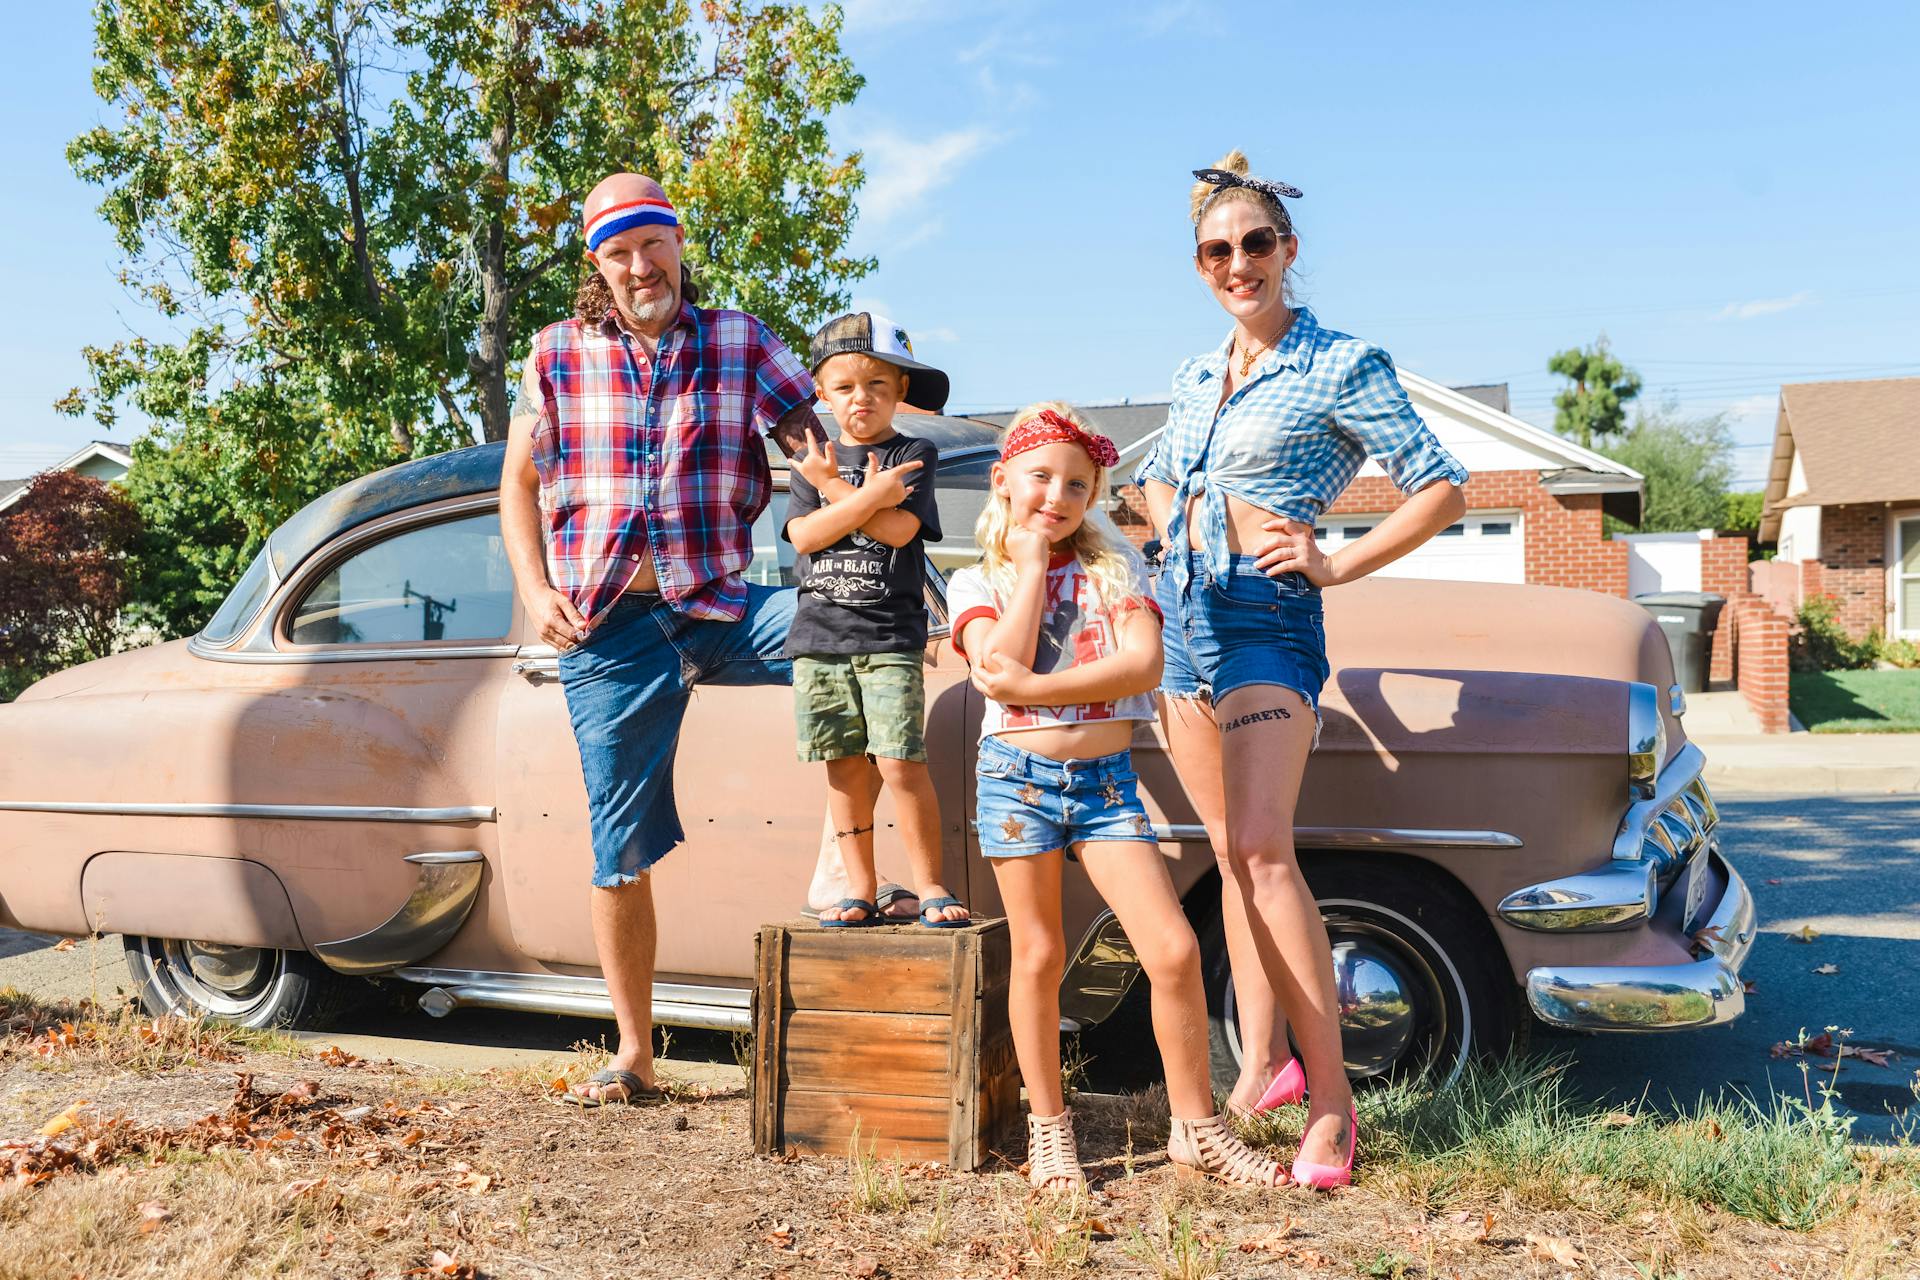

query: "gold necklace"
left=1235, top=315, right=1292, bottom=378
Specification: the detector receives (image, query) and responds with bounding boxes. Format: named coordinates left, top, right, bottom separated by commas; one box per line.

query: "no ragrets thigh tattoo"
left=1221, top=705, right=1294, bottom=733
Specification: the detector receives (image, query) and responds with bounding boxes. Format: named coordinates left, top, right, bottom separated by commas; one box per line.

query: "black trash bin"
left=1633, top=592, right=1727, bottom=693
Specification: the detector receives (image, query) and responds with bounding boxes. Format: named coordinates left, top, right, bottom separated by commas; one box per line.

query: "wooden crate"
left=752, top=918, right=1019, bottom=1170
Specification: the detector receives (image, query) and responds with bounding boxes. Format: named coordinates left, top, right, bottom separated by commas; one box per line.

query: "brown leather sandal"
left=1167, top=1113, right=1287, bottom=1187
left=1026, top=1108, right=1086, bottom=1191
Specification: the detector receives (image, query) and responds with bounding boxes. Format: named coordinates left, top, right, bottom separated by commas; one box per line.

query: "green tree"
left=1722, top=490, right=1764, bottom=534
left=1548, top=336, right=1643, bottom=448
left=62, top=0, right=870, bottom=636
left=1600, top=407, right=1735, bottom=535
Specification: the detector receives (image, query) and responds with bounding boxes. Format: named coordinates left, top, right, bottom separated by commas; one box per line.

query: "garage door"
left=1315, top=512, right=1524, bottom=584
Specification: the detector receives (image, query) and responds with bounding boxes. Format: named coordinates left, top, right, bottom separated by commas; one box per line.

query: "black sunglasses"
left=1195, top=225, right=1284, bottom=268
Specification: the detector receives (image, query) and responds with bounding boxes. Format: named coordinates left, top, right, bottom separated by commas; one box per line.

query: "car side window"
left=927, top=452, right=994, bottom=583
left=287, top=512, right=514, bottom=646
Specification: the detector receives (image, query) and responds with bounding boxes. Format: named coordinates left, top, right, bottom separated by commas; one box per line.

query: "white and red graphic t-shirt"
left=946, top=552, right=1162, bottom=739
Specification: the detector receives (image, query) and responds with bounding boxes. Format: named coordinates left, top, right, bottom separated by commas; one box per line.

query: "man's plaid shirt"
left=521, top=302, right=814, bottom=625
left=1134, top=306, right=1468, bottom=591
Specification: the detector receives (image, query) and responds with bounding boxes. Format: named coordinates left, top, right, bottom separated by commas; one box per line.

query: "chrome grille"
left=1637, top=777, right=1718, bottom=876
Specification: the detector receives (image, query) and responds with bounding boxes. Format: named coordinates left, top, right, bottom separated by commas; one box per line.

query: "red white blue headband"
left=1001, top=409, right=1119, bottom=469
left=585, top=197, right=679, bottom=253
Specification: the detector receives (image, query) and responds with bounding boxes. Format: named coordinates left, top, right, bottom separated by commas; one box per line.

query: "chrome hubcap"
left=155, top=940, right=278, bottom=1015
left=1222, top=915, right=1457, bottom=1084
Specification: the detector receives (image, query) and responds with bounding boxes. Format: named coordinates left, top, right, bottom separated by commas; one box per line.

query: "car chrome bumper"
left=1524, top=848, right=1755, bottom=1031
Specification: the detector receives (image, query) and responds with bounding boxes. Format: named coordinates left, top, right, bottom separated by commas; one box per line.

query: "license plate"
left=1681, top=848, right=1710, bottom=933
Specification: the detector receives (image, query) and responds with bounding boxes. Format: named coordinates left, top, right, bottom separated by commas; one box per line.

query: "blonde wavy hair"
left=974, top=401, right=1148, bottom=617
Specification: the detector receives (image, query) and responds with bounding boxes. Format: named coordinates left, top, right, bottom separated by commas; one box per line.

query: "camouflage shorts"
left=792, top=651, right=927, bottom=763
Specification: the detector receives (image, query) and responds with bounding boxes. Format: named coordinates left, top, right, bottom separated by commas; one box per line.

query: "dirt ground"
left=4, top=1005, right=1913, bottom=1280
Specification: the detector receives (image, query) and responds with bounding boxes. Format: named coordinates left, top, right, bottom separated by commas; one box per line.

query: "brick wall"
left=1727, top=592, right=1791, bottom=733
left=1326, top=469, right=1630, bottom=596
left=1814, top=503, right=1890, bottom=639
left=1700, top=535, right=1751, bottom=684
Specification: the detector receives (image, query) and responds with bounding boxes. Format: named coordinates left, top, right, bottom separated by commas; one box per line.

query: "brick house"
left=1757, top=376, right=1920, bottom=642
left=980, top=373, right=1649, bottom=593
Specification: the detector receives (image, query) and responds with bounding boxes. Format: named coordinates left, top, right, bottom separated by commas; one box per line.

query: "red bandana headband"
left=1000, top=409, right=1119, bottom=469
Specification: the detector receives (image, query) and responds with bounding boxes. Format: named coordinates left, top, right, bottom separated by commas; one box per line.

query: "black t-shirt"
left=782, top=433, right=942, bottom=657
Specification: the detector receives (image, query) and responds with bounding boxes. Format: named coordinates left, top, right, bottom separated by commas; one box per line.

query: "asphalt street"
left=2, top=794, right=1915, bottom=1141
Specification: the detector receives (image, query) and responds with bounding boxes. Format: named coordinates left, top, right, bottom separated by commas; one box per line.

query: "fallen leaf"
left=39, top=1102, right=88, bottom=1138
left=1813, top=963, right=1840, bottom=975
left=1691, top=924, right=1725, bottom=949
left=766, top=1222, right=795, bottom=1249
left=849, top=1257, right=880, bottom=1278
left=136, top=1200, right=171, bottom=1233
left=400, top=1128, right=427, bottom=1147
left=1765, top=878, right=1783, bottom=885
left=1852, top=1047, right=1894, bottom=1067
left=1600, top=1111, right=1638, bottom=1127
left=280, top=1177, right=327, bottom=1200
left=315, top=1045, right=362, bottom=1067
left=1790, top=924, right=1821, bottom=943
left=1743, top=979, right=1758, bottom=994
left=1806, top=1033, right=1834, bottom=1056
left=1477, top=1212, right=1495, bottom=1243
left=548, top=1077, right=569, bottom=1094
left=276, top=1080, right=321, bottom=1106
left=1524, top=1233, right=1587, bottom=1268
left=1239, top=1219, right=1298, bottom=1252
left=404, top=1249, right=476, bottom=1279
left=52, top=938, right=76, bottom=952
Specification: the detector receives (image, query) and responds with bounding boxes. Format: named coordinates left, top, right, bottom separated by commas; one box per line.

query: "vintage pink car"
left=0, top=416, right=1754, bottom=1084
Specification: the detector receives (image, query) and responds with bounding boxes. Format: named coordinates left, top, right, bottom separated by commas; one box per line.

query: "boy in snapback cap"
left=782, top=314, right=966, bottom=928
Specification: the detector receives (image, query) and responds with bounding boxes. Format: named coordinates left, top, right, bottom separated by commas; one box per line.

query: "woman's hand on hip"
left=1254, top=518, right=1341, bottom=587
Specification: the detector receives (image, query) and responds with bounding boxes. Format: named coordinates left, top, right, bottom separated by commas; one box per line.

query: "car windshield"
left=198, top=545, right=273, bottom=646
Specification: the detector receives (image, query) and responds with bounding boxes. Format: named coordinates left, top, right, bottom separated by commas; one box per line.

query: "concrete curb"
left=1704, top=762, right=1920, bottom=795
left=1697, top=733, right=1920, bottom=795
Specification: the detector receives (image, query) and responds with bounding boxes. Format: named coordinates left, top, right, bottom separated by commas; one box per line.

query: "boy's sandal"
left=1167, top=1113, right=1287, bottom=1187
left=552, top=1068, right=668, bottom=1108
left=799, top=883, right=918, bottom=922
left=1026, top=1108, right=1087, bottom=1191
left=917, top=895, right=972, bottom=929
left=818, top=898, right=883, bottom=928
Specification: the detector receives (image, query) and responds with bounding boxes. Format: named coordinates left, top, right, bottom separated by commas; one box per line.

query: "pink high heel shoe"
left=1249, top=1057, right=1307, bottom=1112
left=1289, top=1105, right=1358, bottom=1190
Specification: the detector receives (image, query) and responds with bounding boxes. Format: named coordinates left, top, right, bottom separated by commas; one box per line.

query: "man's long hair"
left=574, top=262, right=701, bottom=325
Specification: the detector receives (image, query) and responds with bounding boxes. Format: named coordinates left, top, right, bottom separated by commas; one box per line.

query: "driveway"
left=3, top=795, right=1915, bottom=1139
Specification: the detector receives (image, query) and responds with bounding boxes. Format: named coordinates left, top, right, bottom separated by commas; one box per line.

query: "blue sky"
left=5, top=2, right=1918, bottom=488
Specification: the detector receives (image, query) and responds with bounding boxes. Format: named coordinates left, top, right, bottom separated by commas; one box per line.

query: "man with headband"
left=501, top=172, right=827, bottom=1106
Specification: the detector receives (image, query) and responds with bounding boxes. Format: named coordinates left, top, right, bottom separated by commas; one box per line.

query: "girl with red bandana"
left=947, top=403, right=1287, bottom=1192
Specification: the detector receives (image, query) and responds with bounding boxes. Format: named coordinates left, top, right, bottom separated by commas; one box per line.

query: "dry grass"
left=0, top=993, right=1914, bottom=1278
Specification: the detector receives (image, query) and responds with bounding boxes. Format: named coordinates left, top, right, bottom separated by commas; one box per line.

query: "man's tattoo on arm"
left=1221, top=705, right=1293, bottom=733
left=769, top=403, right=827, bottom=459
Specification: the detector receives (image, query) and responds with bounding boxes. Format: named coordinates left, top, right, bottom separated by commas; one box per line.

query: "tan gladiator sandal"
left=1025, top=1109, right=1087, bottom=1191
left=1167, top=1113, right=1288, bottom=1187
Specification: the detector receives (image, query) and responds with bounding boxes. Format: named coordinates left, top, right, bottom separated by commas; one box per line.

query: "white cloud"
left=836, top=0, right=945, bottom=33
left=919, top=326, right=960, bottom=344
left=1714, top=290, right=1813, bottom=321
left=854, top=128, right=997, bottom=227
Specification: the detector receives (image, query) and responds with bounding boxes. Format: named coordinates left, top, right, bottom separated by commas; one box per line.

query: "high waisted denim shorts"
left=1154, top=551, right=1330, bottom=737
left=973, top=733, right=1157, bottom=858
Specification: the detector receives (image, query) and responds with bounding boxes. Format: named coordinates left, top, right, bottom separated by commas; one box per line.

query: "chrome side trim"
left=1058, top=910, right=1142, bottom=1030
left=1152, top=823, right=1523, bottom=850
left=311, top=851, right=486, bottom=976
left=1611, top=742, right=1707, bottom=866
left=391, top=967, right=751, bottom=1032
left=0, top=801, right=496, bottom=823
left=190, top=637, right=518, bottom=664
left=1628, top=681, right=1664, bottom=798
left=1525, top=850, right=1754, bottom=1031
left=513, top=645, right=562, bottom=682
left=1498, top=860, right=1657, bottom=932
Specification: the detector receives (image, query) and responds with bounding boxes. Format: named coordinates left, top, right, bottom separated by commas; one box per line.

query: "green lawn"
left=1790, top=669, right=1920, bottom=733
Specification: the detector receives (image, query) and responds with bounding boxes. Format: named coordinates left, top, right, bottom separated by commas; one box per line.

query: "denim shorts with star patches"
left=972, top=733, right=1157, bottom=859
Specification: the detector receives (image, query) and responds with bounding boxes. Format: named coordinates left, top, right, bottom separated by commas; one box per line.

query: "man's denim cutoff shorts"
left=1154, top=550, right=1330, bottom=737
left=558, top=585, right=795, bottom=887
left=973, top=733, right=1157, bottom=859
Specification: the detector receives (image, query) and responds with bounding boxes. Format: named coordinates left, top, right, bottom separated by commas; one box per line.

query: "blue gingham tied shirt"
left=1134, top=307, right=1469, bottom=592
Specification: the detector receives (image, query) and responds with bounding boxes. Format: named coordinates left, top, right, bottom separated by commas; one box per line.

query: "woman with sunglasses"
left=1135, top=150, right=1469, bottom=1189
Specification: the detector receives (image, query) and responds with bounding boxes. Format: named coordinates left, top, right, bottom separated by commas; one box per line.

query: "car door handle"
left=512, top=646, right=561, bottom=683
